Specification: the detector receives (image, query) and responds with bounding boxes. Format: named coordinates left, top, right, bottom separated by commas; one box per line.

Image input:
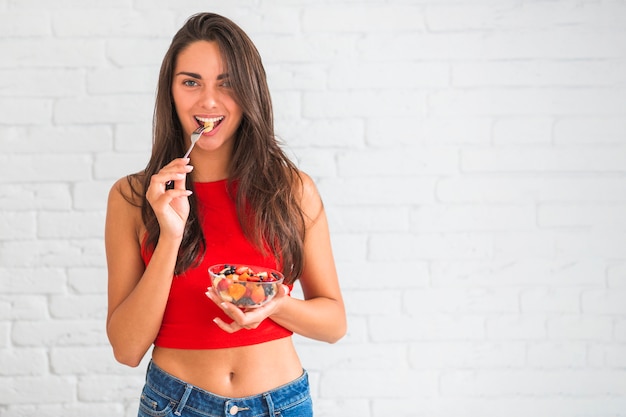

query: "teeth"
left=195, top=116, right=223, bottom=132
left=196, top=116, right=223, bottom=123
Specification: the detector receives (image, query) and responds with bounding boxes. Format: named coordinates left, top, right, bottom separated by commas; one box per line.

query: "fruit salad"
left=207, top=264, right=283, bottom=308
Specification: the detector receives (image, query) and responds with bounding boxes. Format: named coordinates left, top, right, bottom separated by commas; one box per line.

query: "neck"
left=188, top=150, right=230, bottom=182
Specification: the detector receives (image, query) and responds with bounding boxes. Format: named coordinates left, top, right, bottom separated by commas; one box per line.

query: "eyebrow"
left=175, top=71, right=230, bottom=80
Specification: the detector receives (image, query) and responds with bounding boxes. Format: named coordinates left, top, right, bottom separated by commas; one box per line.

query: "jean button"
left=229, top=405, right=239, bottom=415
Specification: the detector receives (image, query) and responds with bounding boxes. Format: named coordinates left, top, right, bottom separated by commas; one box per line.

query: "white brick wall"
left=1, top=1, right=625, bottom=416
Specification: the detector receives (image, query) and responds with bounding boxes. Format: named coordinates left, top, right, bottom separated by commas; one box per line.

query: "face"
left=172, top=40, right=243, bottom=156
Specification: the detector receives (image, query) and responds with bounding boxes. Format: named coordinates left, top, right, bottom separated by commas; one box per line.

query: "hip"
left=151, top=337, right=303, bottom=397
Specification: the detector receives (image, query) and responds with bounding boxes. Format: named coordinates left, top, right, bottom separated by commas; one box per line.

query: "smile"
left=195, top=116, right=224, bottom=132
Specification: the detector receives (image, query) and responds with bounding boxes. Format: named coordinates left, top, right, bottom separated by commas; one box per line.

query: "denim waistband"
left=144, top=360, right=310, bottom=417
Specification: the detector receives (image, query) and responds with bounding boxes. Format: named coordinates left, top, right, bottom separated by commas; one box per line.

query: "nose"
left=199, top=85, right=218, bottom=108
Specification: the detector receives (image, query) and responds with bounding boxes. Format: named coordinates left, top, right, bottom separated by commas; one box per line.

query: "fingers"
left=146, top=159, right=193, bottom=204
left=212, top=316, right=241, bottom=333
left=151, top=158, right=193, bottom=191
left=212, top=306, right=255, bottom=333
left=206, top=284, right=290, bottom=333
left=207, top=287, right=268, bottom=332
left=144, top=158, right=194, bottom=239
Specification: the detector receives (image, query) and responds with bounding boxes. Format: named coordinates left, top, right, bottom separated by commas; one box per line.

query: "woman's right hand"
left=145, top=158, right=194, bottom=240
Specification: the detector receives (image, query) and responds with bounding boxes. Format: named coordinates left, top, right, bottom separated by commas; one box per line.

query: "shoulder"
left=108, top=173, right=144, bottom=207
left=296, top=171, right=319, bottom=200
left=106, top=173, right=145, bottom=237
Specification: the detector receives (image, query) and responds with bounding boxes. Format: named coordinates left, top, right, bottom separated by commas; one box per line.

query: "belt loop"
left=174, top=384, right=193, bottom=416
left=263, top=392, right=275, bottom=416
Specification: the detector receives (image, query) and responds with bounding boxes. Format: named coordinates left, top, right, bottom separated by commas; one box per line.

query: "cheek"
left=172, top=95, right=196, bottom=127
left=172, top=89, right=189, bottom=110
left=225, top=97, right=243, bottom=120
left=230, top=108, right=244, bottom=129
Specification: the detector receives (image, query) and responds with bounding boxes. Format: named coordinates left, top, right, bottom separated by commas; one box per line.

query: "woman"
left=105, top=12, right=346, bottom=417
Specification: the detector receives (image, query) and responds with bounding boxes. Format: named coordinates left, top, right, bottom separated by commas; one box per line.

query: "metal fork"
left=165, top=126, right=205, bottom=189
left=183, top=126, right=206, bottom=158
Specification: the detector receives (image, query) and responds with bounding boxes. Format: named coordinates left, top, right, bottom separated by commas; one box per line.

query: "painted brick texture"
left=1, top=1, right=626, bottom=416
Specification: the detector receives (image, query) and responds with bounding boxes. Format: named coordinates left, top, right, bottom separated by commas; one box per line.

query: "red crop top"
left=141, top=180, right=293, bottom=349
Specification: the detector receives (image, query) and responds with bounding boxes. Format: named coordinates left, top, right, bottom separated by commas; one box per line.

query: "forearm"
left=271, top=295, right=346, bottom=343
left=107, top=238, right=180, bottom=366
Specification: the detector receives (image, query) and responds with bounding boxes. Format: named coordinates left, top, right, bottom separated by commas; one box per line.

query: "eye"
left=183, top=79, right=199, bottom=87
left=218, top=74, right=232, bottom=88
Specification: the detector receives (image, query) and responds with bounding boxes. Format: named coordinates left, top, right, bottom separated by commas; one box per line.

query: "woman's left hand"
left=206, top=284, right=290, bottom=333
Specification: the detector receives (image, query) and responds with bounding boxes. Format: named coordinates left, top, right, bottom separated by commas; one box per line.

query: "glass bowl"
left=207, top=263, right=284, bottom=308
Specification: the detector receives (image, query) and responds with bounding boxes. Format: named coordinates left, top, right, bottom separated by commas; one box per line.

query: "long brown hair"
left=127, top=13, right=305, bottom=283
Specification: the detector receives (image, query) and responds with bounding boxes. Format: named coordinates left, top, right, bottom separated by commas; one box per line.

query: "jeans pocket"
left=138, top=385, right=176, bottom=417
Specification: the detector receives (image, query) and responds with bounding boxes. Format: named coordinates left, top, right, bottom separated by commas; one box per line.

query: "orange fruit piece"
left=251, top=285, right=266, bottom=304
left=228, top=283, right=246, bottom=301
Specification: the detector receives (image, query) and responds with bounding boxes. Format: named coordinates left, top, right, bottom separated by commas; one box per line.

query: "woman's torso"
left=136, top=179, right=303, bottom=397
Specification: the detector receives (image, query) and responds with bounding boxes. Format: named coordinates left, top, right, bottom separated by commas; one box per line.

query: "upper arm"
left=105, top=178, right=146, bottom=324
left=296, top=172, right=343, bottom=305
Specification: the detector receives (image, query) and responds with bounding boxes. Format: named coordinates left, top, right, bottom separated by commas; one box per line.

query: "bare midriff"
left=151, top=337, right=303, bottom=397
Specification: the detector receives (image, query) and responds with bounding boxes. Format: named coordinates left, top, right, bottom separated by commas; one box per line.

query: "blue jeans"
left=138, top=361, right=313, bottom=417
